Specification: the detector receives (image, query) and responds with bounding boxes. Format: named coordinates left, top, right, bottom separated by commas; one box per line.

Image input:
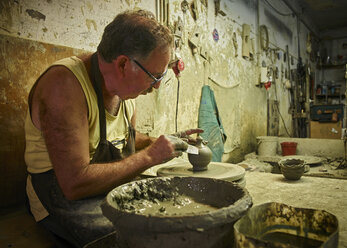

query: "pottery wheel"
left=282, top=155, right=323, bottom=165
left=157, top=162, right=245, bottom=183
left=257, top=155, right=323, bottom=166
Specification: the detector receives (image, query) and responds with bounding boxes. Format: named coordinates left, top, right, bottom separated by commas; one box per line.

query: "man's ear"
left=113, top=55, right=130, bottom=77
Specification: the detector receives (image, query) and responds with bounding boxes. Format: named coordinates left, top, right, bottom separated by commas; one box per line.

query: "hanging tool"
left=190, top=0, right=199, bottom=20
left=214, top=0, right=226, bottom=16
left=174, top=16, right=184, bottom=49
left=188, top=29, right=200, bottom=55
left=259, top=25, right=269, bottom=51
left=242, top=24, right=251, bottom=59
left=232, top=32, right=238, bottom=57
left=250, top=38, right=255, bottom=60
left=185, top=145, right=199, bottom=154
left=181, top=0, right=189, bottom=12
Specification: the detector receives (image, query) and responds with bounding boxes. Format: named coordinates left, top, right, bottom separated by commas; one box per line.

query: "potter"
left=23, top=9, right=203, bottom=247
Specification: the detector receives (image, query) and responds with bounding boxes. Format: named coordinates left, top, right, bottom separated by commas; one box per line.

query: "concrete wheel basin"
left=101, top=176, right=252, bottom=248
left=234, top=202, right=339, bottom=248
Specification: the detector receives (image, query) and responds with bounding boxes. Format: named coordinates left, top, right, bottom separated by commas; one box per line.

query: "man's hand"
left=165, top=135, right=188, bottom=155
left=171, top=128, right=204, bottom=144
left=144, top=129, right=203, bottom=165
left=145, top=135, right=189, bottom=164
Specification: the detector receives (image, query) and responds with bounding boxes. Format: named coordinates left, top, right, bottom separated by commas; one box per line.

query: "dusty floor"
left=244, top=171, right=347, bottom=248
left=0, top=206, right=55, bottom=248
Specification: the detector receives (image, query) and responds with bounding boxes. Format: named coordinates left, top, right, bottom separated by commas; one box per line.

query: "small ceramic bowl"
left=279, top=158, right=305, bottom=180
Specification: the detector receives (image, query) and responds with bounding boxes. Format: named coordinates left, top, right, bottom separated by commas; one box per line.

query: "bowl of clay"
left=101, top=176, right=252, bottom=248
left=279, top=158, right=305, bottom=180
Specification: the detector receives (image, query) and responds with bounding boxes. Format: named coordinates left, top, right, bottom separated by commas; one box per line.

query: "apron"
left=31, top=53, right=135, bottom=247
left=198, top=85, right=227, bottom=162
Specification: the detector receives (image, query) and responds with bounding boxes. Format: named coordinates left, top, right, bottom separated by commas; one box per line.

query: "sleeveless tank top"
left=25, top=56, right=135, bottom=173
left=25, top=56, right=135, bottom=221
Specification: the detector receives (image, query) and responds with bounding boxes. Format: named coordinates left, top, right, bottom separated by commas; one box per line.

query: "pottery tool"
left=185, top=144, right=199, bottom=154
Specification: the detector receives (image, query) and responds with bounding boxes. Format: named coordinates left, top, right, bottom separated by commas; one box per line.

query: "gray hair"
left=97, top=10, right=173, bottom=62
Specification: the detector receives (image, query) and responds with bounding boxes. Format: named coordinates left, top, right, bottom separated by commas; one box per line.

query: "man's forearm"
left=135, top=131, right=156, bottom=151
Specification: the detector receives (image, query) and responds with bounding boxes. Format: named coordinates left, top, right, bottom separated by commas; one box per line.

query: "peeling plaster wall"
left=159, top=0, right=312, bottom=161
left=0, top=0, right=155, bottom=51
left=0, top=34, right=86, bottom=207
left=0, top=0, right=314, bottom=206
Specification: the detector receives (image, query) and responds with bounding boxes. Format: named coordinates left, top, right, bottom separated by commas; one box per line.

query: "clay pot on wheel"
left=188, top=137, right=212, bottom=171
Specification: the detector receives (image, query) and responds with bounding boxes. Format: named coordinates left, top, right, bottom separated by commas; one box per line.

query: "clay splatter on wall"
left=25, top=9, right=46, bottom=21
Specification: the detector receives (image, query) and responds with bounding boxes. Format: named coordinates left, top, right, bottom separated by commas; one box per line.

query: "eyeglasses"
left=133, top=59, right=168, bottom=86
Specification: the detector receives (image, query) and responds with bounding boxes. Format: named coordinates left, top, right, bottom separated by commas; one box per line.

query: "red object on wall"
left=172, top=58, right=184, bottom=77
left=264, top=81, right=271, bottom=90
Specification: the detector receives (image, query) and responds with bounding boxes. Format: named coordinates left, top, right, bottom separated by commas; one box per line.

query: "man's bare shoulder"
left=40, top=65, right=81, bottom=89
left=36, top=65, right=86, bottom=105
left=31, top=64, right=87, bottom=129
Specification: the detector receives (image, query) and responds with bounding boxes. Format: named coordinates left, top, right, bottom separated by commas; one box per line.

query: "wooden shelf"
left=316, top=94, right=345, bottom=98
left=319, top=64, right=346, bottom=69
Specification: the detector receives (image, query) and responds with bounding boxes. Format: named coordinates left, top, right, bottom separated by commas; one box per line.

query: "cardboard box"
left=310, top=121, right=342, bottom=139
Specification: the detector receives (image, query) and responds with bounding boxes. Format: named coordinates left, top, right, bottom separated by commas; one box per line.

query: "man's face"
left=132, top=59, right=168, bottom=95
left=122, top=47, right=171, bottom=99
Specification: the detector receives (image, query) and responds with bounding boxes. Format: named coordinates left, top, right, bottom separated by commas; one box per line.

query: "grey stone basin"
left=101, top=176, right=252, bottom=248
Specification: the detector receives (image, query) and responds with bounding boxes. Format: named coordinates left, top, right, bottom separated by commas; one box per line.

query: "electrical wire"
left=208, top=77, right=240, bottom=89
left=274, top=78, right=292, bottom=137
left=175, top=77, right=180, bottom=132
left=263, top=0, right=292, bottom=17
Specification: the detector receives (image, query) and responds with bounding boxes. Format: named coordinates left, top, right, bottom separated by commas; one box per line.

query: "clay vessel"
left=279, top=158, right=305, bottom=180
left=188, top=137, right=212, bottom=171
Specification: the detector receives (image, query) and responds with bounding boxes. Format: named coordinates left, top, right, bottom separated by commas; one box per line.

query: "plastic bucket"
left=280, top=142, right=297, bottom=156
left=256, top=136, right=278, bottom=156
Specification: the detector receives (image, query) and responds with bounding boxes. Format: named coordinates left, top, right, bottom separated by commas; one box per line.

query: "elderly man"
left=25, top=9, right=202, bottom=247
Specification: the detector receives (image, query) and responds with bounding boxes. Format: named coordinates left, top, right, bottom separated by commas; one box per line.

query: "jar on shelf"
left=316, top=85, right=322, bottom=95
left=322, top=85, right=327, bottom=94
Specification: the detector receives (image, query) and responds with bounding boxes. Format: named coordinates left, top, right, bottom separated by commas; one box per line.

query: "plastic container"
left=280, top=142, right=297, bottom=156
left=256, top=136, right=278, bottom=156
